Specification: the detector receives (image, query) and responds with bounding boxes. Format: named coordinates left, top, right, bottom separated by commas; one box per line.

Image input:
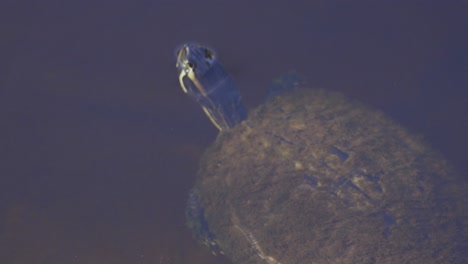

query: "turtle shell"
left=193, top=89, right=467, bottom=263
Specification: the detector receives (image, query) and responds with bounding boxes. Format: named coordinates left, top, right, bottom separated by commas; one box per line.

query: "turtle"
left=175, top=43, right=467, bottom=264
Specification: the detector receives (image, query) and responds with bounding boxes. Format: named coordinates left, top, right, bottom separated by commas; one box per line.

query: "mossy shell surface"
left=193, top=89, right=466, bottom=264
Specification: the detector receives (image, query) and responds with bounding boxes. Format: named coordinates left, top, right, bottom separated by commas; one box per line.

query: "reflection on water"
left=1, top=1, right=467, bottom=263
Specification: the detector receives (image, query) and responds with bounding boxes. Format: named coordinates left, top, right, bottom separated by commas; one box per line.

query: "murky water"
left=1, top=1, right=466, bottom=263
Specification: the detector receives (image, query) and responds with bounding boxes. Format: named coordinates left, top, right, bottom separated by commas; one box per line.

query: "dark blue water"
left=1, top=1, right=466, bottom=263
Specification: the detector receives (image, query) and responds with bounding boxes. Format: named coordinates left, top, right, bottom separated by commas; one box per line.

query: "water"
left=0, top=1, right=466, bottom=263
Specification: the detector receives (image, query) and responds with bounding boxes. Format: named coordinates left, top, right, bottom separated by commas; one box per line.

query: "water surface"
left=1, top=1, right=467, bottom=263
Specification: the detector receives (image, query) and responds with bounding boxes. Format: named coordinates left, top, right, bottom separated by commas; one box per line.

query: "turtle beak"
left=175, top=44, right=188, bottom=68
left=176, top=45, right=190, bottom=94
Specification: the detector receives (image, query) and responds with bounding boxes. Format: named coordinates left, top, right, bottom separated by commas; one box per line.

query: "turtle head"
left=176, top=43, right=247, bottom=131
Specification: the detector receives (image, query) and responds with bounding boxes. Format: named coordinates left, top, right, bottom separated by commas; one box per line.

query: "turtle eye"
left=203, top=49, right=215, bottom=67
left=204, top=49, right=214, bottom=60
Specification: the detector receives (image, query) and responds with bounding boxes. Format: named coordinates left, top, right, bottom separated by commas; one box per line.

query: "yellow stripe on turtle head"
left=202, top=106, right=224, bottom=131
